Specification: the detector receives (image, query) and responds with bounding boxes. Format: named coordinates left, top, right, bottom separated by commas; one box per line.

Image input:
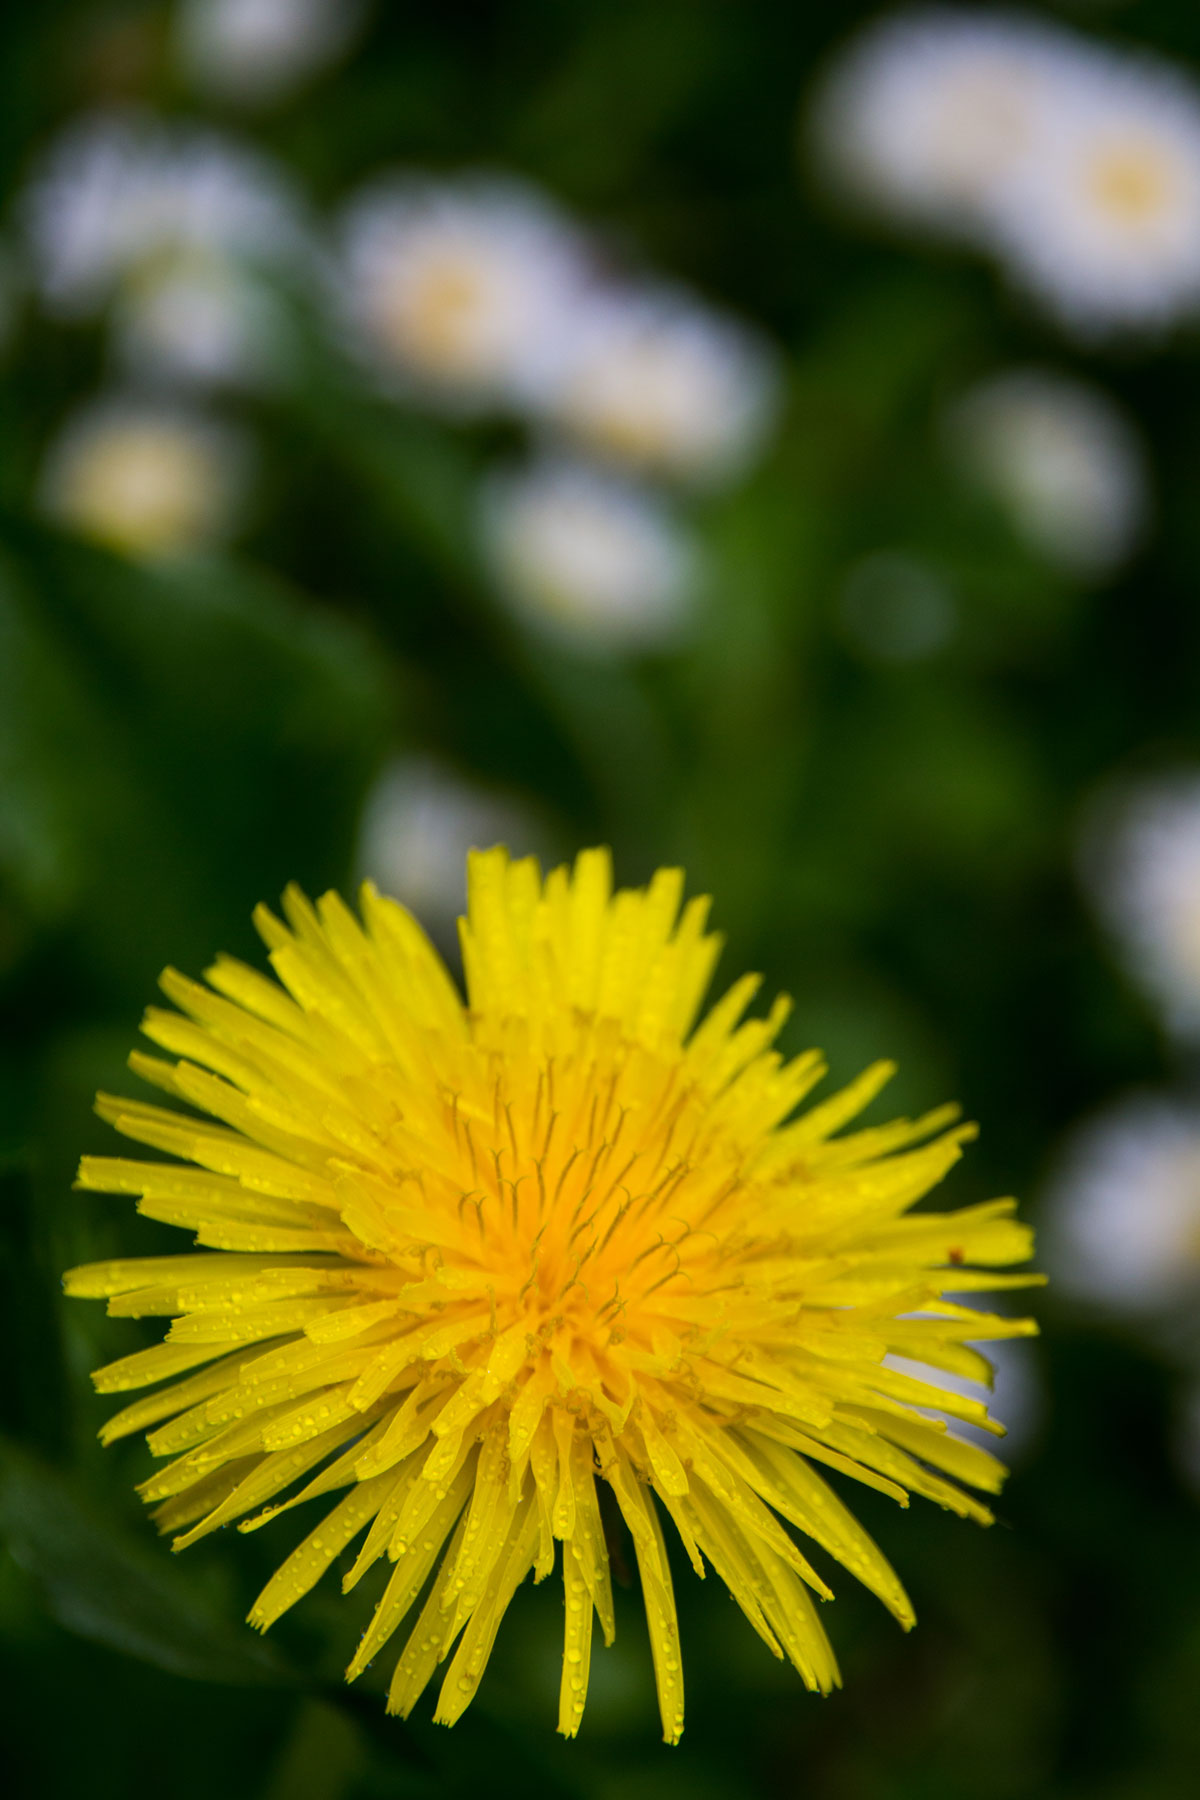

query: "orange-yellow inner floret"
left=65, top=848, right=1038, bottom=1743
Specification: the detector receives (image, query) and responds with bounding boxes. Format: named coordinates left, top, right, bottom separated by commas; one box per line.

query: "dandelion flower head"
left=66, top=850, right=1038, bottom=1741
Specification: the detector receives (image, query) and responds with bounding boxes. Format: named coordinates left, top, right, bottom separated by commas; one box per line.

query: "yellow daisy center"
left=381, top=254, right=495, bottom=375
left=60, top=425, right=219, bottom=556
left=1088, top=139, right=1176, bottom=226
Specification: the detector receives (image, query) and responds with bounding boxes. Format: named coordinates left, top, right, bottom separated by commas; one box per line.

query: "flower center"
left=73, top=430, right=213, bottom=553
left=1088, top=141, right=1174, bottom=226
left=385, top=254, right=492, bottom=372
left=471, top=1129, right=696, bottom=1349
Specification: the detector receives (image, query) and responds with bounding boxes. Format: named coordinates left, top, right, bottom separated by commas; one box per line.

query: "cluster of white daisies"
left=1046, top=775, right=1200, bottom=1486
left=813, top=7, right=1200, bottom=339
left=342, top=171, right=780, bottom=649
left=22, top=4, right=1188, bottom=650
left=23, top=112, right=307, bottom=560
left=19, top=103, right=780, bottom=654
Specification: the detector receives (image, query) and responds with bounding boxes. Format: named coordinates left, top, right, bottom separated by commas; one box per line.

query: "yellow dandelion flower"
left=65, top=848, right=1038, bottom=1743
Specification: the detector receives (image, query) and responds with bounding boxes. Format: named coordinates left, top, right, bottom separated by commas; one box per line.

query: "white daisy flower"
left=23, top=113, right=163, bottom=316
left=536, top=284, right=780, bottom=486
left=22, top=111, right=307, bottom=384
left=38, top=398, right=249, bottom=560
left=885, top=1336, right=1044, bottom=1462
left=1044, top=1094, right=1200, bottom=1312
left=1080, top=773, right=1200, bottom=1041
left=112, top=250, right=296, bottom=388
left=175, top=0, right=368, bottom=107
left=988, top=53, right=1200, bottom=335
left=338, top=175, right=587, bottom=409
left=356, top=756, right=547, bottom=943
left=810, top=8, right=1081, bottom=238
left=946, top=368, right=1149, bottom=576
left=480, top=459, right=696, bottom=651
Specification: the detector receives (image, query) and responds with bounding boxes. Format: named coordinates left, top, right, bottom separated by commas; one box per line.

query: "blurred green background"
left=4, top=2, right=1200, bottom=1797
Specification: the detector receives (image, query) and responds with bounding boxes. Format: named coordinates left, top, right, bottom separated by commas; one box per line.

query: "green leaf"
left=0, top=525, right=396, bottom=992
left=0, top=1439, right=294, bottom=1687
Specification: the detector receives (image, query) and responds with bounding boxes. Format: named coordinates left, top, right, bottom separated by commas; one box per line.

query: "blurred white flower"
left=988, top=54, right=1200, bottom=336
left=338, top=175, right=587, bottom=409
left=537, top=285, right=780, bottom=486
left=812, top=12, right=1200, bottom=339
left=811, top=8, right=1079, bottom=237
left=113, top=250, right=295, bottom=388
left=22, top=111, right=307, bottom=384
left=1080, top=773, right=1200, bottom=1040
left=175, top=0, right=367, bottom=107
left=357, top=757, right=546, bottom=941
left=481, top=459, right=696, bottom=652
left=1044, top=1094, right=1200, bottom=1311
left=39, top=398, right=248, bottom=560
left=885, top=1335, right=1044, bottom=1462
left=946, top=369, right=1149, bottom=577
